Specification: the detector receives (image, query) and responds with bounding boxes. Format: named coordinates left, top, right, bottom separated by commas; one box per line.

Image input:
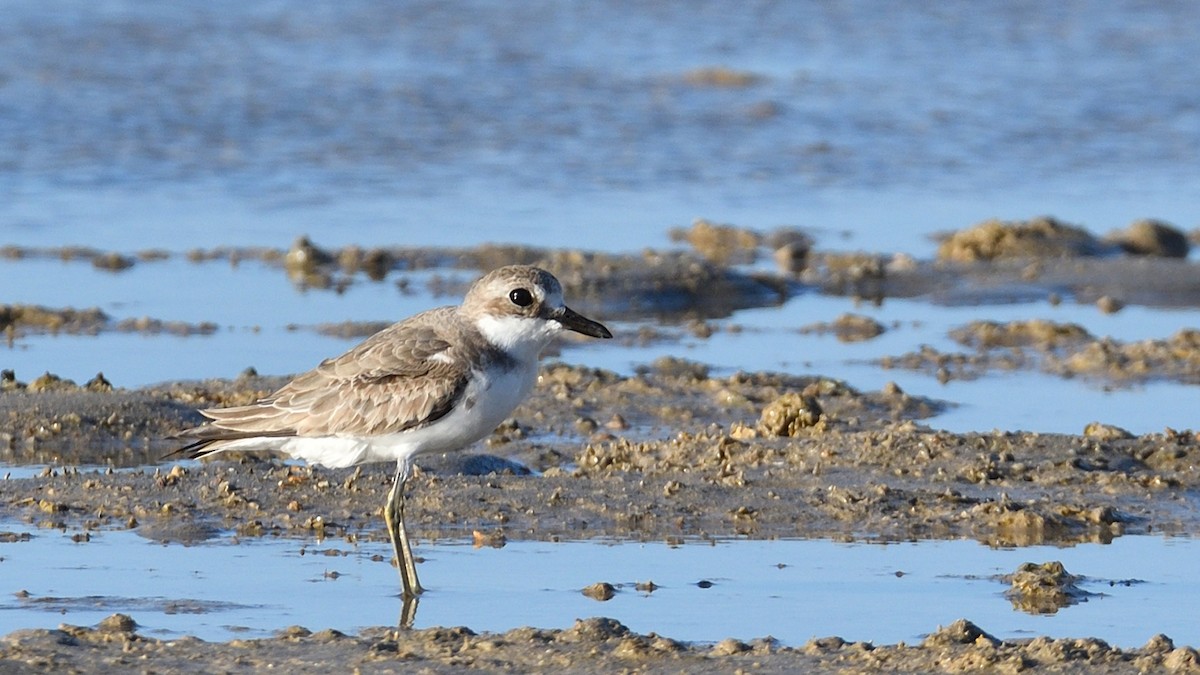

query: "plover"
left=172, top=265, right=612, bottom=601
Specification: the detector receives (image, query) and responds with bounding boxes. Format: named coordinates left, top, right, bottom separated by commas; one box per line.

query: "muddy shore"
left=4, top=363, right=1196, bottom=549
left=4, top=616, right=1198, bottom=674
left=3, top=221, right=1200, bottom=672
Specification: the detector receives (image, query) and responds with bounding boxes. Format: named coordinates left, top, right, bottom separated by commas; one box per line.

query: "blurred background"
left=2, top=1, right=1197, bottom=251
left=1, top=0, right=1198, bottom=431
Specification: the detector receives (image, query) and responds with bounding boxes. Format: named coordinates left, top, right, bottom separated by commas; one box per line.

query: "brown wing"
left=172, top=307, right=469, bottom=456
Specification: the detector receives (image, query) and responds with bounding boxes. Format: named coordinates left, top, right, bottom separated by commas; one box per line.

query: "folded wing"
left=172, top=309, right=469, bottom=457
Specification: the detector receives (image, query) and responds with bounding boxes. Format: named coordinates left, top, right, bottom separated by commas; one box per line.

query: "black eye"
left=509, top=288, right=534, bottom=307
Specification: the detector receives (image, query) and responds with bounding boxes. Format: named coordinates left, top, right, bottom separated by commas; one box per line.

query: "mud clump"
left=1003, top=561, right=1093, bottom=614
left=772, top=239, right=810, bottom=276
left=285, top=236, right=338, bottom=288
left=669, top=218, right=762, bottom=264
left=962, top=497, right=1124, bottom=548
left=667, top=219, right=812, bottom=274
left=801, top=251, right=886, bottom=301
left=922, top=618, right=1000, bottom=648
left=28, top=372, right=80, bottom=393
left=0, top=304, right=109, bottom=337
left=757, top=393, right=824, bottom=437
left=285, top=235, right=334, bottom=272
left=336, top=245, right=394, bottom=281
left=1107, top=219, right=1191, bottom=258
left=96, top=613, right=138, bottom=633
left=1096, top=295, right=1126, bottom=314
left=878, top=345, right=1005, bottom=383
left=936, top=216, right=1112, bottom=261
left=91, top=252, right=136, bottom=271
left=581, top=582, right=616, bottom=601
left=645, top=355, right=709, bottom=381
left=1084, top=422, right=1134, bottom=441
left=951, top=319, right=1092, bottom=350
left=800, top=313, right=886, bottom=343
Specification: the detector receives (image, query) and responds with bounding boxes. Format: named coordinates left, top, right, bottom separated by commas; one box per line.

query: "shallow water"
left=2, top=1, right=1199, bottom=254
left=0, top=526, right=1196, bottom=648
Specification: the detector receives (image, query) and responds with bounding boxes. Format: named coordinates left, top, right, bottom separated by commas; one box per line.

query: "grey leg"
left=384, top=459, right=425, bottom=600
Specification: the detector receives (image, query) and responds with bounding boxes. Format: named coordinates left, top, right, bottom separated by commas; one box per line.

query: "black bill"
left=554, top=306, right=613, bottom=339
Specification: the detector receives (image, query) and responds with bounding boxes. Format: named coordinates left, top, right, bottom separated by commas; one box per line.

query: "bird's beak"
left=554, top=306, right=613, bottom=339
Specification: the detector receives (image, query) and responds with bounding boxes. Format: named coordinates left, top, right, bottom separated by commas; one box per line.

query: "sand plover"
left=172, top=265, right=612, bottom=603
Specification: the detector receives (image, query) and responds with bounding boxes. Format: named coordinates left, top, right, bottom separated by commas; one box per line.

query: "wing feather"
left=171, top=307, right=472, bottom=457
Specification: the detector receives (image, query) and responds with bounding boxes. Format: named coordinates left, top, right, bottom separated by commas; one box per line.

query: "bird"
left=171, top=265, right=612, bottom=603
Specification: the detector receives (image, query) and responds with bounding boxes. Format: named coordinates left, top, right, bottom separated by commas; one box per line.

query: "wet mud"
left=934, top=216, right=1191, bottom=262
left=1, top=304, right=217, bottom=340
left=4, top=615, right=1199, bottom=674
left=8, top=361, right=1196, bottom=549
left=3, top=226, right=1200, bottom=671
left=881, top=320, right=1200, bottom=385
left=1002, top=561, right=1096, bottom=615
left=2, top=237, right=790, bottom=322
left=2, top=362, right=1199, bottom=670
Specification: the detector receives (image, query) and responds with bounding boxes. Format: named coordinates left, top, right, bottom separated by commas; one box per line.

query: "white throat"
left=474, top=313, right=561, bottom=362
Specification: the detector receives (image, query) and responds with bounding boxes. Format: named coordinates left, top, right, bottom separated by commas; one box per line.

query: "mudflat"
left=3, top=224, right=1199, bottom=672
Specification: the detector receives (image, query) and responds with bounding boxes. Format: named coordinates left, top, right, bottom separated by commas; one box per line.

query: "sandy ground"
left=3, top=223, right=1200, bottom=672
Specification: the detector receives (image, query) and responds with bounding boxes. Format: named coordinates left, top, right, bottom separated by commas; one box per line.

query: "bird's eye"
left=509, top=288, right=534, bottom=307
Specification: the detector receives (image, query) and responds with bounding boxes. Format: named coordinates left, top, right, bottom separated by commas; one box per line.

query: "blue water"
left=1, top=1, right=1198, bottom=253
left=0, top=526, right=1196, bottom=648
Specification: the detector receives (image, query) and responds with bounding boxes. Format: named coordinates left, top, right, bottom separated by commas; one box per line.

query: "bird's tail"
left=164, top=426, right=294, bottom=461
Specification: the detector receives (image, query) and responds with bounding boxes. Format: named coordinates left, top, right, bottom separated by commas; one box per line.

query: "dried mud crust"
left=2, top=364, right=1198, bottom=551
left=2, top=615, right=1198, bottom=674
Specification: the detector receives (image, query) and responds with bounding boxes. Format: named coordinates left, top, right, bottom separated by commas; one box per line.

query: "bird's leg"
left=384, top=459, right=425, bottom=600
left=385, top=461, right=421, bottom=628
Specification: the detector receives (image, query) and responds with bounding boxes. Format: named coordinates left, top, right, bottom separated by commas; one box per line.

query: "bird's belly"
left=404, top=364, right=535, bottom=453
left=288, top=364, right=536, bottom=467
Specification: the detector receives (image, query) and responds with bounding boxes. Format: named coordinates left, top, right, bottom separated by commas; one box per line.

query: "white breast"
left=280, top=361, right=537, bottom=468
